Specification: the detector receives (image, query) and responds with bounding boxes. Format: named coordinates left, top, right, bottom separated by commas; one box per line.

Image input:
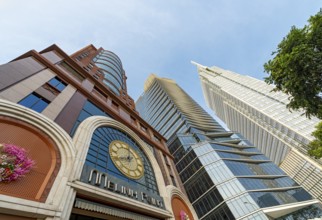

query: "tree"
left=308, top=121, right=322, bottom=158
left=264, top=10, right=322, bottom=158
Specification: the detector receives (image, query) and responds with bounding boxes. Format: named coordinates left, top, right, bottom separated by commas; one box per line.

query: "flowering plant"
left=0, top=143, right=34, bottom=182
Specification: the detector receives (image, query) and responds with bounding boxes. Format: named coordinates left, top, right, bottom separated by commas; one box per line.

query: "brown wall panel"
left=54, top=91, right=87, bottom=134
left=119, top=108, right=131, bottom=122
left=171, top=196, right=195, bottom=220
left=81, top=78, right=94, bottom=91
left=154, top=149, right=169, bottom=185
left=0, top=57, right=45, bottom=91
left=0, top=213, right=35, bottom=220
left=41, top=51, right=63, bottom=64
left=34, top=86, right=58, bottom=102
left=170, top=159, right=187, bottom=195
left=0, top=116, right=60, bottom=202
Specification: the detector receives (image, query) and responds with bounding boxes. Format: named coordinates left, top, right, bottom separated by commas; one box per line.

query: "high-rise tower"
left=136, top=74, right=225, bottom=140
left=194, top=62, right=322, bottom=203
left=136, top=74, right=322, bottom=220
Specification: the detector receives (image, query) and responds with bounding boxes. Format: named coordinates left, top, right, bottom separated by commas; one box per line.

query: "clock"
left=109, top=140, right=144, bottom=179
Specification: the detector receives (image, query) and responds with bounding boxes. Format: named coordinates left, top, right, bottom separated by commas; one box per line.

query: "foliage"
left=264, top=10, right=322, bottom=158
left=308, top=121, right=322, bottom=158
left=0, top=143, right=34, bottom=182
left=264, top=10, right=322, bottom=119
left=276, top=205, right=322, bottom=220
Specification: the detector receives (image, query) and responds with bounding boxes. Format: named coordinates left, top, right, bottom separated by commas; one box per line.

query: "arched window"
left=85, top=126, right=159, bottom=194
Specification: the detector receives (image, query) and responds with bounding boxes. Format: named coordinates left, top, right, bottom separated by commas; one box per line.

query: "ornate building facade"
left=0, top=45, right=197, bottom=220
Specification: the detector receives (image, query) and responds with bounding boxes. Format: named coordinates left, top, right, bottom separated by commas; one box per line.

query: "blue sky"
left=0, top=0, right=320, bottom=117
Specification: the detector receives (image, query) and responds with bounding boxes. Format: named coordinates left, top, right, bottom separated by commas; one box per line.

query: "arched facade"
left=71, top=115, right=173, bottom=218
left=0, top=116, right=60, bottom=202
left=167, top=186, right=198, bottom=220
left=0, top=99, right=76, bottom=219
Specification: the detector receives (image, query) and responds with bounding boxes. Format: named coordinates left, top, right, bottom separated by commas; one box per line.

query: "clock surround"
left=109, top=140, right=144, bottom=180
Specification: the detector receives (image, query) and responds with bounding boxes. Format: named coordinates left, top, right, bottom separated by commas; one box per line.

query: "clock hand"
left=128, top=146, right=131, bottom=161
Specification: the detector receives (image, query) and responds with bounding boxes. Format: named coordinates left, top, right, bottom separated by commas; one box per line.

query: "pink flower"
left=0, top=144, right=35, bottom=182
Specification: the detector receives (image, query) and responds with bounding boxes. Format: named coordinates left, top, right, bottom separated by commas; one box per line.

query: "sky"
left=0, top=0, right=320, bottom=118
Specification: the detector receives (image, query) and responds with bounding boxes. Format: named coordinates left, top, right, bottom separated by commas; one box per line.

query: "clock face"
left=109, top=140, right=144, bottom=179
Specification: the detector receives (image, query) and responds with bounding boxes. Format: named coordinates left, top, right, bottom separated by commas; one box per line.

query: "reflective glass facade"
left=169, top=133, right=321, bottom=219
left=137, top=74, right=322, bottom=219
left=93, top=50, right=125, bottom=95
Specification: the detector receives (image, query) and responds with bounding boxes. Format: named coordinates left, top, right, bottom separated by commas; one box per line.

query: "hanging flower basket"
left=0, top=143, right=35, bottom=182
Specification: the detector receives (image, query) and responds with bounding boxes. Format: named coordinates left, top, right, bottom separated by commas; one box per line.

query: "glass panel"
left=103, top=73, right=122, bottom=89
left=238, top=177, right=298, bottom=190
left=192, top=187, right=224, bottom=217
left=250, top=188, right=313, bottom=208
left=48, top=77, right=67, bottom=91
left=70, top=101, right=112, bottom=136
left=202, top=203, right=235, bottom=220
left=56, top=83, right=66, bottom=91
left=33, top=99, right=49, bottom=112
left=103, top=79, right=120, bottom=95
left=18, top=93, right=38, bottom=107
left=59, top=61, right=85, bottom=81
left=224, top=161, right=285, bottom=176
left=18, top=93, right=49, bottom=113
left=48, top=77, right=60, bottom=87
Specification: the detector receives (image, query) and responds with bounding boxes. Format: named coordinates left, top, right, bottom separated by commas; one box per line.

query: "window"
left=85, top=126, right=159, bottom=194
left=140, top=124, right=147, bottom=132
left=70, top=101, right=112, bottom=136
left=130, top=116, right=136, bottom=125
left=170, top=175, right=177, bottom=187
left=93, top=86, right=107, bottom=100
left=111, top=100, right=119, bottom=110
left=163, top=154, right=170, bottom=165
left=59, top=61, right=85, bottom=81
left=18, top=92, right=50, bottom=113
left=48, top=77, right=67, bottom=91
left=154, top=135, right=161, bottom=143
left=75, top=51, right=90, bottom=61
left=83, top=66, right=90, bottom=72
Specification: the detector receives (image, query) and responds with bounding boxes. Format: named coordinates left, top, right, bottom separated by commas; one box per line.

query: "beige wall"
left=42, top=84, right=76, bottom=120
left=0, top=69, right=55, bottom=103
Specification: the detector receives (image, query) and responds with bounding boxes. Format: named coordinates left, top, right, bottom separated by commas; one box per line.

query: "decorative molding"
left=167, top=185, right=198, bottom=220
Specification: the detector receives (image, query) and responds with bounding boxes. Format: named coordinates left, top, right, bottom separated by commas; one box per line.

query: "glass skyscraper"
left=194, top=62, right=322, bottom=203
left=136, top=74, right=322, bottom=220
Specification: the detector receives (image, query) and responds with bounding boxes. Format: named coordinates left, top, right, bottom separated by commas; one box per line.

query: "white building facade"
left=194, top=63, right=322, bottom=202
